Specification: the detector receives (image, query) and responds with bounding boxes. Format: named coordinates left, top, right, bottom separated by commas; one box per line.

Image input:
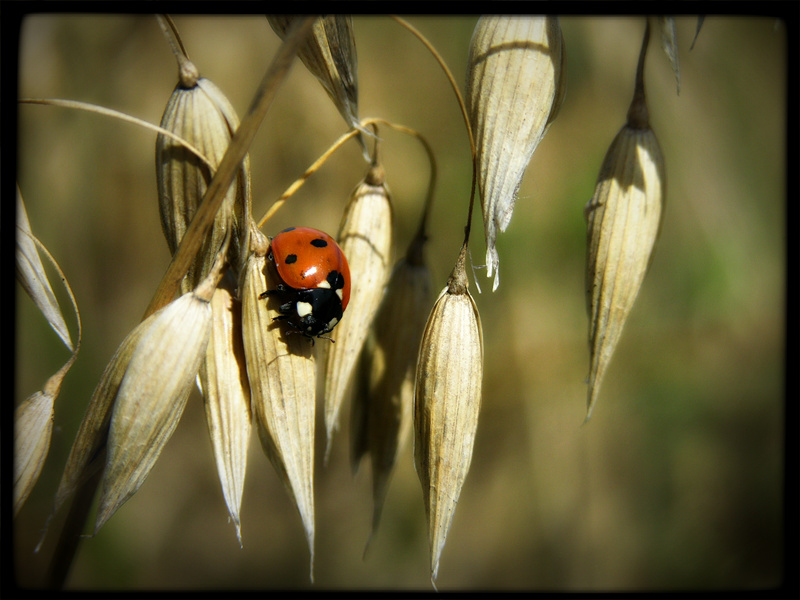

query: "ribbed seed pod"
left=198, top=277, right=251, bottom=545
left=267, top=15, right=367, bottom=155
left=414, top=248, right=484, bottom=584
left=466, top=16, right=566, bottom=291
left=584, top=23, right=665, bottom=420
left=156, top=59, right=251, bottom=290
left=351, top=231, right=433, bottom=542
left=95, top=279, right=215, bottom=532
left=240, top=230, right=316, bottom=579
left=324, top=163, right=393, bottom=458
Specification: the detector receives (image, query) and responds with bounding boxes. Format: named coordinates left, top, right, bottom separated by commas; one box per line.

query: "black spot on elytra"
left=285, top=254, right=298, bottom=264
left=311, top=238, right=328, bottom=248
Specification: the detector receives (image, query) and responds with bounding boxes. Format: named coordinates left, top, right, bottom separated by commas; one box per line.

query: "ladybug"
left=259, top=226, right=350, bottom=342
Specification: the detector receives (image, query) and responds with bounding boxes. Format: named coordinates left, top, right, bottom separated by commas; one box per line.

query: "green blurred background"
left=15, top=15, right=786, bottom=590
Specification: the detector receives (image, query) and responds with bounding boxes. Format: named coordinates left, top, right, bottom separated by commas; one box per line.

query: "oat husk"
left=584, top=22, right=665, bottom=420
left=240, top=230, right=317, bottom=579
left=323, top=163, right=393, bottom=458
left=414, top=247, right=484, bottom=583
left=466, top=15, right=566, bottom=291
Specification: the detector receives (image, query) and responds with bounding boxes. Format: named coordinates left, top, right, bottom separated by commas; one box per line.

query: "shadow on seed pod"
left=414, top=245, right=484, bottom=585
left=350, top=228, right=433, bottom=552
left=323, top=161, right=393, bottom=460
left=240, top=228, right=317, bottom=581
left=156, top=56, right=251, bottom=291
left=466, top=15, right=565, bottom=291
left=584, top=21, right=665, bottom=421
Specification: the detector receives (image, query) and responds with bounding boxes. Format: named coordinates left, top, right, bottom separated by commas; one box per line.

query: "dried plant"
left=13, top=14, right=709, bottom=590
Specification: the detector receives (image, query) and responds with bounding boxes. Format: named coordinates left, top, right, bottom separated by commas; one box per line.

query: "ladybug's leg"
left=259, top=283, right=288, bottom=300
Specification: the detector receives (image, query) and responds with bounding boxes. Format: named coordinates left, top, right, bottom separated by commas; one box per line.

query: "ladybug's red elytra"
left=259, top=226, right=350, bottom=342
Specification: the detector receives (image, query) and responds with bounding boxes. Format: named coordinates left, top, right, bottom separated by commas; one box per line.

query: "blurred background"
left=15, top=15, right=787, bottom=591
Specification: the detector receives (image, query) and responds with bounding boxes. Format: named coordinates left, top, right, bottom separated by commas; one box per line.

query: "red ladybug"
left=259, top=226, right=350, bottom=341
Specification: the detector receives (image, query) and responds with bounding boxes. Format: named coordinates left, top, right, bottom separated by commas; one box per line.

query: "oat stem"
left=390, top=16, right=478, bottom=249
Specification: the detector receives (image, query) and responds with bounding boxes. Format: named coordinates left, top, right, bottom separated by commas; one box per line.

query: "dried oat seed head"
left=198, top=279, right=251, bottom=545
left=414, top=250, right=484, bottom=583
left=156, top=69, right=251, bottom=290
left=324, top=163, right=394, bottom=459
left=466, top=15, right=565, bottom=291
left=240, top=231, right=317, bottom=579
left=351, top=231, right=434, bottom=542
left=584, top=22, right=665, bottom=420
left=268, top=15, right=368, bottom=157
left=95, top=288, right=213, bottom=532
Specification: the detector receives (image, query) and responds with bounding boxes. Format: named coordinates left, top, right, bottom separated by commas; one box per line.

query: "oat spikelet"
left=198, top=279, right=251, bottom=545
left=351, top=231, right=433, bottom=545
left=584, top=22, right=665, bottom=420
left=414, top=246, right=484, bottom=584
left=466, top=15, right=565, bottom=291
left=95, top=283, right=214, bottom=532
left=324, top=163, right=393, bottom=458
left=240, top=230, right=317, bottom=580
left=156, top=58, right=251, bottom=289
left=268, top=15, right=368, bottom=156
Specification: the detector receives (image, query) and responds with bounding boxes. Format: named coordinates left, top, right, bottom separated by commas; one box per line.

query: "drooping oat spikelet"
left=198, top=278, right=251, bottom=545
left=584, top=23, right=665, bottom=421
left=466, top=16, right=566, bottom=291
left=94, top=277, right=215, bottom=532
left=15, top=187, right=81, bottom=515
left=156, top=58, right=251, bottom=290
left=268, top=15, right=368, bottom=156
left=16, top=186, right=73, bottom=352
left=240, top=229, right=317, bottom=579
left=351, top=230, right=433, bottom=545
left=324, top=163, right=393, bottom=458
left=414, top=246, right=484, bottom=584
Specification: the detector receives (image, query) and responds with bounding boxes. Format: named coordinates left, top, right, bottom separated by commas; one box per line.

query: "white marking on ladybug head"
left=317, top=279, right=331, bottom=289
left=327, top=317, right=338, bottom=329
left=296, top=301, right=313, bottom=318
left=336, top=288, right=343, bottom=300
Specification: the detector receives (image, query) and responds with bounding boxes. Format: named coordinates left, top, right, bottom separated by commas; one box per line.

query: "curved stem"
left=390, top=16, right=478, bottom=250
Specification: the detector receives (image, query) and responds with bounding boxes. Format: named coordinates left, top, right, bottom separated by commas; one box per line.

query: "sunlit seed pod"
left=268, top=15, right=368, bottom=156
left=584, top=24, right=665, bottom=421
left=95, top=286, right=213, bottom=532
left=414, top=251, right=484, bottom=584
left=197, top=278, right=251, bottom=546
left=351, top=232, right=434, bottom=541
left=15, top=391, right=55, bottom=516
left=240, top=230, right=316, bottom=579
left=323, top=163, right=393, bottom=459
left=156, top=65, right=251, bottom=290
left=466, top=15, right=565, bottom=291
left=54, top=315, right=152, bottom=515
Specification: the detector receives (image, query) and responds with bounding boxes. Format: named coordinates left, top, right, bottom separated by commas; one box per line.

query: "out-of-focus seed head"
left=323, top=163, right=394, bottom=459
left=466, top=15, right=565, bottom=291
left=351, top=231, right=434, bottom=541
left=268, top=15, right=368, bottom=157
left=240, top=230, right=317, bottom=579
left=95, top=287, right=213, bottom=532
left=584, top=23, right=665, bottom=420
left=156, top=65, right=251, bottom=291
left=198, top=278, right=251, bottom=546
left=414, top=251, right=484, bottom=583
